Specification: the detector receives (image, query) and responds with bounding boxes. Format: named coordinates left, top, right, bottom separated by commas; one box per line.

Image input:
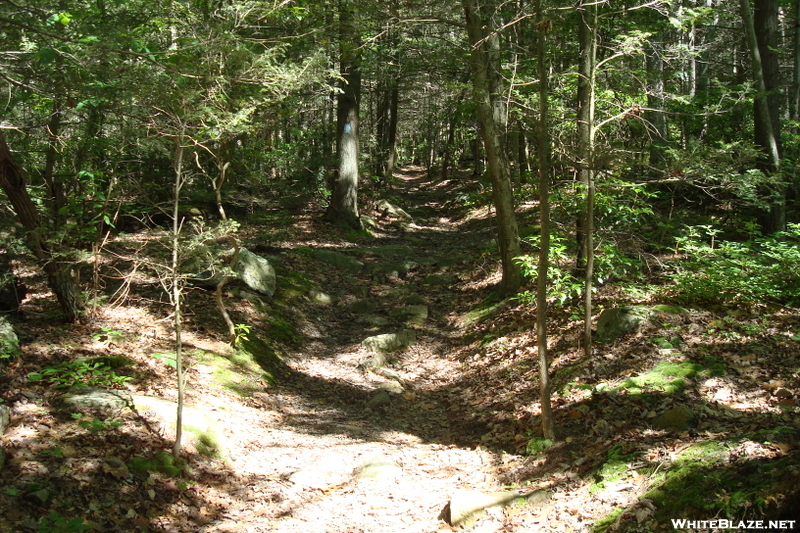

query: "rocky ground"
left=1, top=168, right=799, bottom=533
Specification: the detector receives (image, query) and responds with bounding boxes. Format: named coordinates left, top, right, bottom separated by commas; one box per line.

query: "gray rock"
left=355, top=457, right=402, bottom=480
left=596, top=306, right=654, bottom=342
left=425, top=273, right=456, bottom=285
left=378, top=380, right=405, bottom=394
left=0, top=316, right=19, bottom=360
left=0, top=403, right=10, bottom=435
left=376, top=200, right=413, bottom=221
left=358, top=352, right=390, bottom=370
left=366, top=390, right=391, bottom=409
left=652, top=406, right=697, bottom=431
left=360, top=214, right=379, bottom=230
left=355, top=314, right=390, bottom=326
left=366, top=260, right=418, bottom=280
left=441, top=490, right=533, bottom=527
left=236, top=248, right=276, bottom=297
left=311, top=249, right=364, bottom=275
left=56, top=387, right=133, bottom=411
left=362, top=330, right=416, bottom=353
left=389, top=305, right=428, bottom=325
left=308, top=289, right=334, bottom=305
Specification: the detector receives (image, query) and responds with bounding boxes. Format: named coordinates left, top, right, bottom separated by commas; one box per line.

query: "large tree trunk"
left=742, top=0, right=784, bottom=232
left=0, top=130, right=83, bottom=321
left=462, top=0, right=522, bottom=294
left=325, top=0, right=362, bottom=230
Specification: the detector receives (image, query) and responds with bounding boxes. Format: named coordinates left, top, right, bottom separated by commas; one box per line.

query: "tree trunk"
left=325, top=0, right=362, bottom=230
left=0, top=130, right=83, bottom=321
left=792, top=0, right=800, bottom=124
left=741, top=0, right=784, bottom=232
left=536, top=0, right=556, bottom=442
left=575, top=0, right=597, bottom=361
left=645, top=34, right=668, bottom=168
left=462, top=0, right=522, bottom=294
left=575, top=0, right=596, bottom=271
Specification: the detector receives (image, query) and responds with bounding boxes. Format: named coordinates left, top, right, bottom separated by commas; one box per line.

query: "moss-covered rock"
left=651, top=405, right=697, bottom=431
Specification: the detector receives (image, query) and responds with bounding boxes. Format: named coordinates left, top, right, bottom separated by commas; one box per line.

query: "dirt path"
left=192, top=169, right=526, bottom=533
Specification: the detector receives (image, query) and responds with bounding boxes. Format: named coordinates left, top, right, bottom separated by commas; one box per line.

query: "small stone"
left=308, top=289, right=334, bottom=305
left=366, top=390, right=391, bottom=409
left=355, top=457, right=402, bottom=480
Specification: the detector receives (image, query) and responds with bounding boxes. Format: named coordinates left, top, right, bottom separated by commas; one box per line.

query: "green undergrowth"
left=190, top=336, right=288, bottom=396
left=594, top=428, right=800, bottom=532
left=590, top=444, right=641, bottom=495
left=128, top=451, right=187, bottom=477
left=600, top=359, right=723, bottom=396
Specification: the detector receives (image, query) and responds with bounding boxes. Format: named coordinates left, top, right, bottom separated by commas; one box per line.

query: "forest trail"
left=4, top=166, right=799, bottom=533
left=192, top=167, right=534, bottom=533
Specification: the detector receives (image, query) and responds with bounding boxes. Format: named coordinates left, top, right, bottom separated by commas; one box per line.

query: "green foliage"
left=0, top=338, right=21, bottom=362
left=590, top=444, right=640, bottom=495
left=613, top=361, right=702, bottom=395
left=127, top=451, right=186, bottom=477
left=525, top=437, right=553, bottom=456
left=232, top=323, right=251, bottom=347
left=514, top=234, right=583, bottom=306
left=670, top=223, right=800, bottom=305
left=74, top=416, right=122, bottom=433
left=37, top=513, right=91, bottom=533
left=151, top=352, right=178, bottom=369
left=28, top=359, right=132, bottom=389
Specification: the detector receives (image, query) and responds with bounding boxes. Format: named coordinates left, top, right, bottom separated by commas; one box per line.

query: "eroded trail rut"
left=196, top=170, right=521, bottom=533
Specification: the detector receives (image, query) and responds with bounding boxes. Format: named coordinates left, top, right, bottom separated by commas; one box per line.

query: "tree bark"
left=0, top=130, right=83, bottom=321
left=792, top=0, right=800, bottom=124
left=645, top=34, right=668, bottom=168
left=575, top=0, right=596, bottom=271
left=536, top=1, right=556, bottom=442
left=462, top=0, right=522, bottom=294
left=325, top=0, right=362, bottom=230
left=741, top=0, right=784, bottom=232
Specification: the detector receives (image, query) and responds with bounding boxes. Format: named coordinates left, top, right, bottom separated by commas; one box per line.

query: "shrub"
left=670, top=223, right=800, bottom=305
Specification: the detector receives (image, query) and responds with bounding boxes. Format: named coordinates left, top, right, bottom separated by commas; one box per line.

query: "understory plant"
left=670, top=223, right=800, bottom=305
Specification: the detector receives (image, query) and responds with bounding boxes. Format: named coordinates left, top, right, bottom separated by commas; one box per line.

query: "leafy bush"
left=670, top=223, right=800, bottom=305
left=515, top=233, right=583, bottom=306
left=37, top=513, right=90, bottom=533
left=515, top=232, right=641, bottom=306
left=28, top=359, right=132, bottom=389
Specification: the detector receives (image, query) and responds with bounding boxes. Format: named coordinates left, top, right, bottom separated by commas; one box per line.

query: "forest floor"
left=1, top=167, right=799, bottom=533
